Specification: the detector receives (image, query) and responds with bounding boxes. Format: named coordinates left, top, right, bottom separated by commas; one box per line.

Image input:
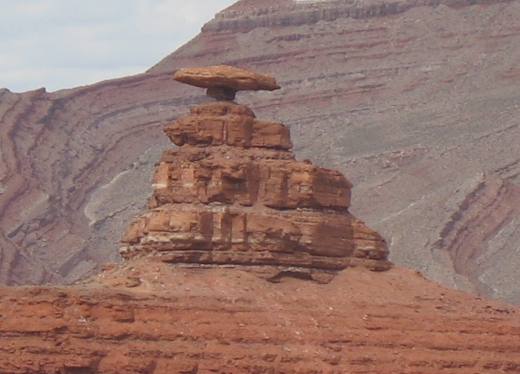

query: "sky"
left=0, top=0, right=236, bottom=93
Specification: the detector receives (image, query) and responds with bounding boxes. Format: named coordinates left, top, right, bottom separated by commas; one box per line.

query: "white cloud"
left=0, top=0, right=235, bottom=92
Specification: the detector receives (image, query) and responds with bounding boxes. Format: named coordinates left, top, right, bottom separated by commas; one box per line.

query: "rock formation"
left=1, top=0, right=520, bottom=304
left=174, top=65, right=280, bottom=100
left=1, top=260, right=520, bottom=373
left=120, top=66, right=390, bottom=275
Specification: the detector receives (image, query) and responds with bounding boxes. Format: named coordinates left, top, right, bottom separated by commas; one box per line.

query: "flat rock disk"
left=174, top=65, right=281, bottom=93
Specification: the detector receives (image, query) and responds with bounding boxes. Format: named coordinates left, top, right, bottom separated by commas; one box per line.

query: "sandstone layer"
left=120, top=78, right=389, bottom=273
left=174, top=65, right=280, bottom=101
left=174, top=65, right=280, bottom=91
left=1, top=261, right=520, bottom=373
left=1, top=0, right=520, bottom=303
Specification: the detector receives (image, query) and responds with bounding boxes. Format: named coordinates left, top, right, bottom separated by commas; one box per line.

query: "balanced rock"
left=174, top=65, right=280, bottom=100
left=121, top=68, right=390, bottom=275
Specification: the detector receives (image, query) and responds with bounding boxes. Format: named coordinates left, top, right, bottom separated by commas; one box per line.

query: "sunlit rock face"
left=121, top=66, right=390, bottom=274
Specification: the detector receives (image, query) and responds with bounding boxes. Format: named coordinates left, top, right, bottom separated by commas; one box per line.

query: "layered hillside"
left=2, top=261, right=520, bottom=373
left=1, top=0, right=520, bottom=303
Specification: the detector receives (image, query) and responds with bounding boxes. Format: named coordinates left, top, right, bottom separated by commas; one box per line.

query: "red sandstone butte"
left=120, top=67, right=390, bottom=274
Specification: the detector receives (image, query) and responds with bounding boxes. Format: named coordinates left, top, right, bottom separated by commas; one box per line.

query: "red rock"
left=1, top=262, right=520, bottom=373
left=122, top=77, right=389, bottom=273
left=174, top=65, right=280, bottom=100
left=164, top=101, right=291, bottom=149
left=149, top=147, right=350, bottom=209
left=121, top=205, right=387, bottom=270
left=174, top=65, right=280, bottom=91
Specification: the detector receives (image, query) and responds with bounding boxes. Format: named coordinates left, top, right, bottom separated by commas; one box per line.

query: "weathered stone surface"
left=149, top=147, right=351, bottom=209
left=121, top=204, right=388, bottom=270
left=1, top=262, right=520, bottom=373
left=122, top=92, right=388, bottom=272
left=164, top=102, right=292, bottom=149
left=174, top=65, right=280, bottom=92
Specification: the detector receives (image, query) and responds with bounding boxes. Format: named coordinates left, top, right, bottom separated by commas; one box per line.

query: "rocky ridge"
left=120, top=66, right=390, bottom=275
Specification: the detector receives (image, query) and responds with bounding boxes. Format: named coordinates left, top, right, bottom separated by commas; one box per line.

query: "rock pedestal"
left=121, top=66, right=390, bottom=273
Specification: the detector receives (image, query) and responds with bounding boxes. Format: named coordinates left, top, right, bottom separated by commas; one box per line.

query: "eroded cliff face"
left=1, top=0, right=520, bottom=302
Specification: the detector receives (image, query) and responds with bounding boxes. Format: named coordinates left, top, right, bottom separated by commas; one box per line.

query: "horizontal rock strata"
left=121, top=205, right=387, bottom=270
left=163, top=102, right=292, bottom=149
left=205, top=0, right=514, bottom=33
left=121, top=99, right=389, bottom=272
left=1, top=264, right=520, bottom=373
